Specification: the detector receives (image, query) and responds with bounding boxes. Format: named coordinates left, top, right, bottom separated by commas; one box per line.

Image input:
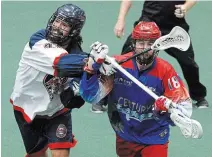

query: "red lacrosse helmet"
left=132, top=22, right=161, bottom=40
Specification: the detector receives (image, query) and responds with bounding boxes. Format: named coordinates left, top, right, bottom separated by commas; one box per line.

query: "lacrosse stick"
left=118, top=26, right=190, bottom=64
left=105, top=26, right=203, bottom=139
left=106, top=55, right=203, bottom=139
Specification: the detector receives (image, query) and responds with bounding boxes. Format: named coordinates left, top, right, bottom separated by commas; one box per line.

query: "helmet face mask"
left=48, top=17, right=72, bottom=44
left=132, top=22, right=161, bottom=70
left=46, top=4, right=86, bottom=46
left=134, top=39, right=157, bottom=66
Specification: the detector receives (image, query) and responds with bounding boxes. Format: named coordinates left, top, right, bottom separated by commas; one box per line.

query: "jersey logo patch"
left=116, top=97, right=154, bottom=122
left=43, top=75, right=68, bottom=101
left=56, top=124, right=67, bottom=138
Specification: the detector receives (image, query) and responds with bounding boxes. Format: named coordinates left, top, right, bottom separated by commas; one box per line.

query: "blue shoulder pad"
left=29, top=29, right=46, bottom=49
left=80, top=72, right=100, bottom=104
left=55, top=54, right=88, bottom=77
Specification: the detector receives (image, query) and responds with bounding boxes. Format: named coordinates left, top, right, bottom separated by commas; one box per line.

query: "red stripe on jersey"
left=52, top=108, right=69, bottom=117
left=53, top=53, right=68, bottom=76
left=147, top=57, right=173, bottom=80
left=10, top=99, right=32, bottom=123
left=147, top=58, right=190, bottom=103
left=114, top=52, right=135, bottom=69
left=48, top=139, right=77, bottom=149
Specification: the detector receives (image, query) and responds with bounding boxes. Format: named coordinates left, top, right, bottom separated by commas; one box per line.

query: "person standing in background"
left=114, top=0, right=208, bottom=108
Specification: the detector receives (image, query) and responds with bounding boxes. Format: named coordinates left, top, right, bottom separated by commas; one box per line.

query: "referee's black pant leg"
left=165, top=42, right=207, bottom=101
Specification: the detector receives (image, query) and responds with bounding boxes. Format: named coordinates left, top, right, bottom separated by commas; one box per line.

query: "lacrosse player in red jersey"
left=114, top=0, right=208, bottom=109
left=81, top=21, right=202, bottom=157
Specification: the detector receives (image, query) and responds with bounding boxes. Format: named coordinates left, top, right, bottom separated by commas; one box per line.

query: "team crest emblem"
left=56, top=124, right=67, bottom=138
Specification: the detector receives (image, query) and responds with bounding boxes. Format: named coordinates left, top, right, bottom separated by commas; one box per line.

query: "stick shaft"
left=118, top=48, right=151, bottom=64
left=106, top=55, right=159, bottom=100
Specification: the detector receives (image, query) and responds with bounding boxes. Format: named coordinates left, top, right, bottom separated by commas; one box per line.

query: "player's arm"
left=53, top=53, right=88, bottom=77
left=80, top=73, right=113, bottom=104
left=163, top=67, right=192, bottom=116
left=154, top=66, right=206, bottom=139
left=154, top=66, right=192, bottom=125
left=25, top=29, right=88, bottom=77
left=80, top=41, right=115, bottom=104
left=114, top=0, right=132, bottom=38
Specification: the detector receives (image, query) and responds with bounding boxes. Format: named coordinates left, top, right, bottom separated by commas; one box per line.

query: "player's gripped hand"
left=99, top=58, right=117, bottom=76
left=154, top=96, right=172, bottom=114
left=84, top=41, right=109, bottom=73
left=90, top=41, right=109, bottom=63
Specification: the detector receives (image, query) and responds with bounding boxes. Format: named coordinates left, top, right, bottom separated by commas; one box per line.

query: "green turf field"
left=2, top=1, right=212, bottom=157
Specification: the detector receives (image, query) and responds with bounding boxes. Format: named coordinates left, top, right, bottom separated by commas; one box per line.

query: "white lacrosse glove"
left=84, top=41, right=109, bottom=73
left=69, top=78, right=80, bottom=96
left=99, top=58, right=117, bottom=76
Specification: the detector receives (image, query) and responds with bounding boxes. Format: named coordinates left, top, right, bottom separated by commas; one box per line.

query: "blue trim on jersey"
left=57, top=54, right=87, bottom=69
left=80, top=72, right=100, bottom=104
left=29, top=29, right=46, bottom=49
left=56, top=54, right=88, bottom=77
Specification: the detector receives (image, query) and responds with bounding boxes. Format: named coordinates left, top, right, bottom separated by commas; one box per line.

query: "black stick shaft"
left=118, top=48, right=152, bottom=64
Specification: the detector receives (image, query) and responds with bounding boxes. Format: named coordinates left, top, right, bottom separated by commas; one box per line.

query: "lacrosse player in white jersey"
left=10, top=3, right=89, bottom=157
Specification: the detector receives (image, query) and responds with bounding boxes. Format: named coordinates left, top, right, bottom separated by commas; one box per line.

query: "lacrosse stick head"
left=151, top=26, right=190, bottom=51
left=170, top=109, right=203, bottom=139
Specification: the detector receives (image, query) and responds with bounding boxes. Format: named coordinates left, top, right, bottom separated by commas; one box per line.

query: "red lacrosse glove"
left=154, top=96, right=171, bottom=113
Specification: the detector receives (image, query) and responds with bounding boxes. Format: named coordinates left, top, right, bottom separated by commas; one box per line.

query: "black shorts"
left=14, top=110, right=77, bottom=155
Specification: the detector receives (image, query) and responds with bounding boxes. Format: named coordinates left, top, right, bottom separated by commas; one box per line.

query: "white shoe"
left=90, top=103, right=107, bottom=114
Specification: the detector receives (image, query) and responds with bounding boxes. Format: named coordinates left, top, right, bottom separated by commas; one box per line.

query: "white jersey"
left=10, top=30, right=73, bottom=122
